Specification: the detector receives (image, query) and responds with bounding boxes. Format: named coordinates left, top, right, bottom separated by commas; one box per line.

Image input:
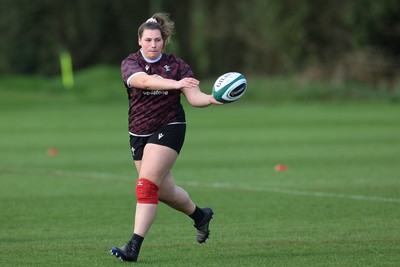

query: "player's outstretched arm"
left=181, top=86, right=223, bottom=107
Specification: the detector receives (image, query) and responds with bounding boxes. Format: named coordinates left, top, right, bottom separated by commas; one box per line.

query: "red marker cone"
left=47, top=148, right=58, bottom=156
left=275, top=164, right=287, bottom=172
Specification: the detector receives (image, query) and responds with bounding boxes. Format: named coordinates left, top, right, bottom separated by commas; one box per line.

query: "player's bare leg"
left=111, top=144, right=214, bottom=262
left=158, top=168, right=214, bottom=243
left=158, top=171, right=196, bottom=214
left=111, top=144, right=177, bottom=261
left=133, top=144, right=177, bottom=234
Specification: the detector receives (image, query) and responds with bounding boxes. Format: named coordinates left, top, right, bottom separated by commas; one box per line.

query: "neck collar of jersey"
left=140, top=49, right=162, bottom=63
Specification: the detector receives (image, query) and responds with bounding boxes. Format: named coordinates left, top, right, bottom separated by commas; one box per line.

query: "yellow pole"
left=60, top=51, right=74, bottom=89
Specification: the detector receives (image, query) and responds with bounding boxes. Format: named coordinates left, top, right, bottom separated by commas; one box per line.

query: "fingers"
left=179, top=77, right=199, bottom=88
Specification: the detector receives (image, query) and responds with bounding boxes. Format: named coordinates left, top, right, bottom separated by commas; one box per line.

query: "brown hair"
left=138, top=13, right=175, bottom=46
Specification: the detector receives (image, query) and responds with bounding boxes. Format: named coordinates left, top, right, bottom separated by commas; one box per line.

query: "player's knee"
left=136, top=178, right=159, bottom=204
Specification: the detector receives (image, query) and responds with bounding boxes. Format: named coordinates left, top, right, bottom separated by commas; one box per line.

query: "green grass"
left=1, top=70, right=400, bottom=266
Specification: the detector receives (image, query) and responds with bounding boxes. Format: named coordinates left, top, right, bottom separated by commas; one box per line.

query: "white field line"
left=4, top=168, right=400, bottom=204
left=180, top=181, right=400, bottom=203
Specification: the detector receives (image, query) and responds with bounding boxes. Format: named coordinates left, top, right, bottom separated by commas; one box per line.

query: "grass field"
left=1, top=72, right=400, bottom=266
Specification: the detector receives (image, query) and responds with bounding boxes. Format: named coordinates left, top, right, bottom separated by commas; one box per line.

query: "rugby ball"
left=212, top=72, right=247, bottom=103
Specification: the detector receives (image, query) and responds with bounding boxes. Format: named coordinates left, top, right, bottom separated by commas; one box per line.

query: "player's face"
left=139, top=29, right=164, bottom=60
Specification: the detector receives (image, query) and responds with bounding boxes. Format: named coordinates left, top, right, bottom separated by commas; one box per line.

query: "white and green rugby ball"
left=212, top=72, right=247, bottom=103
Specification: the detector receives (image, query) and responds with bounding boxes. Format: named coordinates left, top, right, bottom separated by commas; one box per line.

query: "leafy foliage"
left=0, top=0, right=399, bottom=88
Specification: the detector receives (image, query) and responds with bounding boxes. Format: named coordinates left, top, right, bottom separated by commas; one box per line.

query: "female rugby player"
left=110, top=12, right=222, bottom=262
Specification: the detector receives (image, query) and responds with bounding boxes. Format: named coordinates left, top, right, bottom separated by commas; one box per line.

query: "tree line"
left=1, top=0, right=399, bottom=87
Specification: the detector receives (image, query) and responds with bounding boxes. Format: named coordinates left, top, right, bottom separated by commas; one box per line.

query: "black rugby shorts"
left=129, top=123, right=186, bottom=161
